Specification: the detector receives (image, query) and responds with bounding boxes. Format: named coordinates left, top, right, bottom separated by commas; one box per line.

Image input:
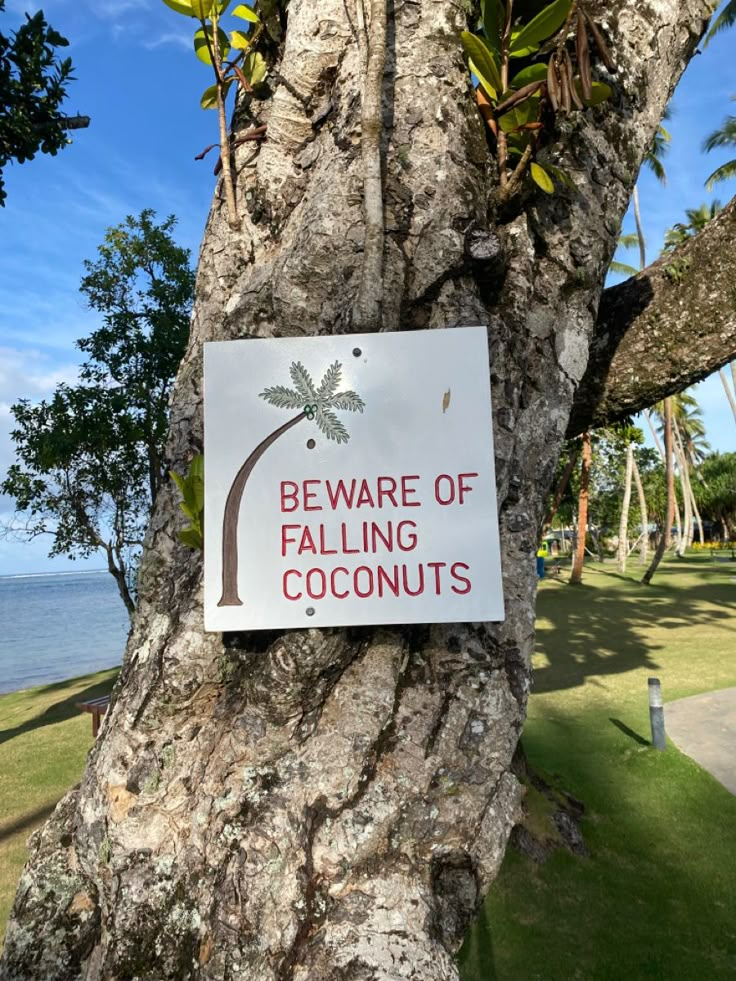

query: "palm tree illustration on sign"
left=218, top=360, right=365, bottom=607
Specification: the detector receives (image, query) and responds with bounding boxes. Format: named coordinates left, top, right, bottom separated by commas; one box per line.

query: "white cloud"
left=143, top=30, right=192, bottom=51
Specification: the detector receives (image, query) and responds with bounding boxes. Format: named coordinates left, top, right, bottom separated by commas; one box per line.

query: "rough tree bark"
left=0, top=2, right=727, bottom=979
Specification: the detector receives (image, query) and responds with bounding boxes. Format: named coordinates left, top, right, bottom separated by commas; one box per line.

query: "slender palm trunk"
left=618, top=443, right=634, bottom=572
left=691, top=482, right=705, bottom=544
left=642, top=399, right=674, bottom=584
left=632, top=453, right=649, bottom=564
left=544, top=446, right=579, bottom=530
left=570, top=432, right=591, bottom=585
left=219, top=412, right=306, bottom=606
left=673, top=420, right=693, bottom=552
left=644, top=408, right=665, bottom=460
left=633, top=185, right=647, bottom=271
left=720, top=366, right=736, bottom=424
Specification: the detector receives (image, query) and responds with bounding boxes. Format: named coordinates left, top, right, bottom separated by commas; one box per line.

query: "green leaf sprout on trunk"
left=171, top=454, right=205, bottom=550
left=463, top=0, right=616, bottom=203
left=160, top=0, right=270, bottom=229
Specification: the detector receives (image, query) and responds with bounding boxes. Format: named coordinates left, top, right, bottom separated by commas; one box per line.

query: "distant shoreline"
left=0, top=569, right=108, bottom=581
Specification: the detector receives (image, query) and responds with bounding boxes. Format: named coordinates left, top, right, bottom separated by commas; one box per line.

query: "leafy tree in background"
left=2, top=211, right=194, bottom=616
left=0, top=0, right=88, bottom=205
left=696, top=452, right=736, bottom=539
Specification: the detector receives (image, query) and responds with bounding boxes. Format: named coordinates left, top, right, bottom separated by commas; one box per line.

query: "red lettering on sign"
left=377, top=565, right=400, bottom=597
left=451, top=562, right=472, bottom=594
left=327, top=479, right=356, bottom=510
left=281, top=481, right=299, bottom=513
left=401, top=475, right=421, bottom=506
left=458, top=473, right=478, bottom=504
left=298, top=526, right=317, bottom=555
left=427, top=561, right=446, bottom=595
left=303, top=479, right=323, bottom=511
left=396, top=520, right=418, bottom=552
left=354, top=566, right=374, bottom=597
left=306, top=568, right=327, bottom=599
left=402, top=564, right=424, bottom=596
left=281, top=524, right=300, bottom=557
left=317, top=525, right=338, bottom=556
left=376, top=476, right=398, bottom=508
left=340, top=524, right=359, bottom=554
left=355, top=480, right=375, bottom=508
left=434, top=474, right=455, bottom=505
left=283, top=569, right=302, bottom=600
left=330, top=567, right=350, bottom=599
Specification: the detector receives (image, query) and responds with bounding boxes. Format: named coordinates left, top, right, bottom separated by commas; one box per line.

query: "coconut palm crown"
left=260, top=360, right=365, bottom=444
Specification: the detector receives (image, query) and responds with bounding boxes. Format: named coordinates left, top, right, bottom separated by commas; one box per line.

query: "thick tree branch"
left=569, top=195, right=736, bottom=436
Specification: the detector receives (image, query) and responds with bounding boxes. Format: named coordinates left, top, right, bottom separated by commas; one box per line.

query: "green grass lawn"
left=1, top=556, right=734, bottom=975
left=0, top=668, right=117, bottom=947
left=460, top=555, right=736, bottom=980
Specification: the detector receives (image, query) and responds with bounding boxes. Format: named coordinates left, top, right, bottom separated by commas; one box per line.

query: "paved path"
left=666, top=688, right=736, bottom=795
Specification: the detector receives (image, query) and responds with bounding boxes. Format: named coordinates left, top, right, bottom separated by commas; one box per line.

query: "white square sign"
left=204, top=326, right=504, bottom=631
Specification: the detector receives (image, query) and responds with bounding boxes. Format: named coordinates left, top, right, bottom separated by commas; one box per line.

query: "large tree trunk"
left=0, top=2, right=720, bottom=979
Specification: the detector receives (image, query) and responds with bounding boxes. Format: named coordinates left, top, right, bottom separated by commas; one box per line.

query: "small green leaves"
left=530, top=162, right=554, bottom=193
left=171, top=455, right=204, bottom=551
left=161, top=0, right=197, bottom=16
left=461, top=32, right=502, bottom=100
left=510, top=0, right=572, bottom=57
left=194, top=25, right=230, bottom=64
left=242, top=51, right=268, bottom=86
left=200, top=78, right=233, bottom=109
left=509, top=62, right=549, bottom=89
left=574, top=79, right=613, bottom=106
left=191, top=0, right=216, bottom=18
left=230, top=30, right=251, bottom=49
left=232, top=4, right=260, bottom=22
left=480, top=0, right=502, bottom=52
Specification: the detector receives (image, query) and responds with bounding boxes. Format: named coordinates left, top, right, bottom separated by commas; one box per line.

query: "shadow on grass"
left=0, top=803, right=57, bottom=845
left=609, top=717, right=649, bottom=746
left=460, top=704, right=736, bottom=981
left=0, top=674, right=117, bottom=748
left=533, top=568, right=736, bottom=694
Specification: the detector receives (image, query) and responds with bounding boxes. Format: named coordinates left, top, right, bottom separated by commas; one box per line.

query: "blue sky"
left=0, top=0, right=734, bottom=575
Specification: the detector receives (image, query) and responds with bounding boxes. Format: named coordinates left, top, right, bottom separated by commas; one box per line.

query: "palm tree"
left=703, top=102, right=736, bottom=189
left=617, top=442, right=635, bottom=573
left=704, top=1, right=736, bottom=45
left=632, top=112, right=671, bottom=269
left=642, top=398, right=675, bottom=585
left=719, top=362, right=736, bottom=425
left=570, top=432, right=592, bottom=585
left=632, top=451, right=649, bottom=564
left=218, top=360, right=365, bottom=607
left=621, top=118, right=671, bottom=573
left=609, top=232, right=640, bottom=278
left=663, top=200, right=722, bottom=250
left=653, top=393, right=709, bottom=552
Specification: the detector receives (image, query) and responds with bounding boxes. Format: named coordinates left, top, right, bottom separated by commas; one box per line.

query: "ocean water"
left=0, top=570, right=130, bottom=695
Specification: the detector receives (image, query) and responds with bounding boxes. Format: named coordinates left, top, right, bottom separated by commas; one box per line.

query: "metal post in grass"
left=648, top=678, right=667, bottom=751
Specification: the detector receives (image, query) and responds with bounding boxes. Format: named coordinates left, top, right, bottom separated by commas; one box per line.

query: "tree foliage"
left=696, top=452, right=736, bottom=535
left=0, top=0, right=81, bottom=205
left=1, top=211, right=194, bottom=615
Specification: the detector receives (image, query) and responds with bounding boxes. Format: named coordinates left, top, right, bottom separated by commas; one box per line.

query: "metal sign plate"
left=204, top=325, right=504, bottom=631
